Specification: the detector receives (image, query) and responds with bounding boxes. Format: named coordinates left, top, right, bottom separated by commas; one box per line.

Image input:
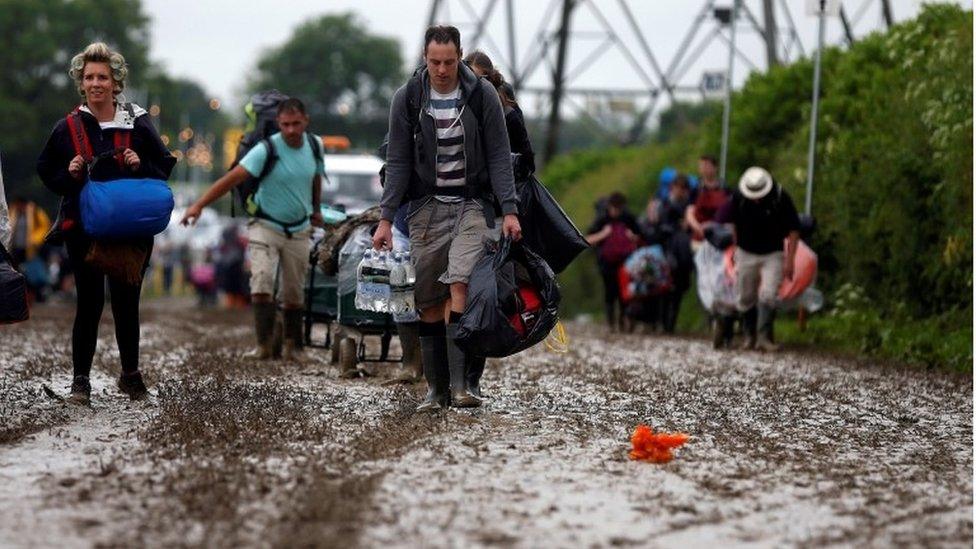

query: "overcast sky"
left=141, top=0, right=970, bottom=116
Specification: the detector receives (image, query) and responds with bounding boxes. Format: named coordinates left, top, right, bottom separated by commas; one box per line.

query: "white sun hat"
left=738, top=166, right=774, bottom=200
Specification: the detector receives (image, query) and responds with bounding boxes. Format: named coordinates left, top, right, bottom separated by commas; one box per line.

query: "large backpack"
left=229, top=90, right=323, bottom=234
left=599, top=221, right=637, bottom=265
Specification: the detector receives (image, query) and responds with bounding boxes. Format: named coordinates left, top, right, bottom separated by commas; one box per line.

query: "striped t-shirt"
left=430, top=86, right=465, bottom=190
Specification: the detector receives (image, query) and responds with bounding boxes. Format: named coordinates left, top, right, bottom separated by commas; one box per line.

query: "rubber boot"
left=251, top=302, right=276, bottom=359
left=282, top=309, right=305, bottom=362
left=446, top=323, right=482, bottom=408
left=387, top=322, right=423, bottom=384
left=740, top=307, right=758, bottom=350
left=722, top=315, right=736, bottom=348
left=711, top=314, right=726, bottom=350
left=417, top=335, right=450, bottom=412
left=756, top=305, right=780, bottom=352
left=466, top=355, right=487, bottom=398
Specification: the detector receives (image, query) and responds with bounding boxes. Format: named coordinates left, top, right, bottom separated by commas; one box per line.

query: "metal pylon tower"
left=422, top=0, right=897, bottom=162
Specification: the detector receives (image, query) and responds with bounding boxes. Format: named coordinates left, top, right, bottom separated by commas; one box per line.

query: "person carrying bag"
left=36, top=42, right=176, bottom=405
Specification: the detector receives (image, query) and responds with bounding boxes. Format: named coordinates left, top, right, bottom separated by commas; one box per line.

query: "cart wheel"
left=379, top=331, right=392, bottom=362
left=330, top=332, right=341, bottom=364
left=338, top=337, right=359, bottom=378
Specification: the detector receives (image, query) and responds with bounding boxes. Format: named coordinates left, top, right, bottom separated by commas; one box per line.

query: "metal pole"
left=506, top=0, right=518, bottom=89
left=762, top=0, right=779, bottom=68
left=839, top=4, right=855, bottom=47
left=880, top=0, right=894, bottom=28
left=544, top=0, right=576, bottom=164
left=805, top=0, right=827, bottom=216
left=719, top=0, right=739, bottom=184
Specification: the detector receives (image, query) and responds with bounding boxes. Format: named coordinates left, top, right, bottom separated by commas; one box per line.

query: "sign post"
left=804, top=0, right=835, bottom=215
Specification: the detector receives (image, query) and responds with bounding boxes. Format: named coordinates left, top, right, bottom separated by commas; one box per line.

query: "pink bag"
left=722, top=239, right=817, bottom=301
left=778, top=240, right=817, bottom=300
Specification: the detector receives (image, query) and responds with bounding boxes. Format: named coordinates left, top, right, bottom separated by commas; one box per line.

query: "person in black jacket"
left=464, top=51, right=536, bottom=181
left=36, top=42, right=175, bottom=406
left=462, top=51, right=536, bottom=398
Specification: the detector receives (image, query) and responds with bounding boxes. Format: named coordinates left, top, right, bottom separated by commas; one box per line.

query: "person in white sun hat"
left=714, top=166, right=800, bottom=351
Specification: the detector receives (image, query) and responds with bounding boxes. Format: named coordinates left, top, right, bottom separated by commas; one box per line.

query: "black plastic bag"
left=456, top=238, right=560, bottom=358
left=516, top=175, right=588, bottom=274
left=0, top=241, right=29, bottom=324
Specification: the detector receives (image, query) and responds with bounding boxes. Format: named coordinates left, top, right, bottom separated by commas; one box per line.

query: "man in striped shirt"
left=375, top=26, right=521, bottom=411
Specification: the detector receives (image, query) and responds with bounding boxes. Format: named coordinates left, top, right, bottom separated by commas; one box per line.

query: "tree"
left=248, top=13, right=404, bottom=149
left=0, top=0, right=151, bottom=205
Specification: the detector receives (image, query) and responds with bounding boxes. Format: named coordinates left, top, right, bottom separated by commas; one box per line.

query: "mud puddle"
left=0, top=301, right=970, bottom=547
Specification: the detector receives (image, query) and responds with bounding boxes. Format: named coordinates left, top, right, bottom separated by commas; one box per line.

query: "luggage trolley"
left=304, top=236, right=399, bottom=368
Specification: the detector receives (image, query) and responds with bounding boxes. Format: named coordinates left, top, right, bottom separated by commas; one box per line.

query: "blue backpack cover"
left=80, top=178, right=174, bottom=238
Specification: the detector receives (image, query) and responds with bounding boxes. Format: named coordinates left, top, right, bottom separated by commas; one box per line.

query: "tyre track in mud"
left=0, top=302, right=971, bottom=547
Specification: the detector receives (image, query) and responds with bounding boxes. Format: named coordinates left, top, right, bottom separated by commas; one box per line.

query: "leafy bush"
left=541, top=5, right=972, bottom=370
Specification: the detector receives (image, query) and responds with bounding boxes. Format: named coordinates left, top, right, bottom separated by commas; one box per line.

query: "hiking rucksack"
left=599, top=221, right=637, bottom=265
left=229, top=90, right=323, bottom=234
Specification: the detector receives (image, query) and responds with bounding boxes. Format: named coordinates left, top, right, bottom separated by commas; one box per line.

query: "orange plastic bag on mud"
left=629, top=425, right=689, bottom=463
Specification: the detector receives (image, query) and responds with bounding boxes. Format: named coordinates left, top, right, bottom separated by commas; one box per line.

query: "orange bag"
left=778, top=239, right=817, bottom=300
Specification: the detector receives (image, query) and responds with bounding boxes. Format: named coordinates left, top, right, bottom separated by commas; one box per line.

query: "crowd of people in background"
left=586, top=155, right=802, bottom=353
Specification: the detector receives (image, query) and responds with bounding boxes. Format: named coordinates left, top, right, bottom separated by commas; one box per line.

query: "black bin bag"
left=0, top=242, right=29, bottom=324
left=455, top=238, right=560, bottom=358
left=516, top=175, right=588, bottom=274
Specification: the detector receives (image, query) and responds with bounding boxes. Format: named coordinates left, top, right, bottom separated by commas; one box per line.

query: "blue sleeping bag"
left=80, top=178, right=174, bottom=239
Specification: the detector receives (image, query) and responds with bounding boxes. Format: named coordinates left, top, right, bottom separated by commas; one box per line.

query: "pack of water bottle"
left=355, top=249, right=415, bottom=314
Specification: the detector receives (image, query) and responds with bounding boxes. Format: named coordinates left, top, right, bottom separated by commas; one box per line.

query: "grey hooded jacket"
left=379, top=62, right=517, bottom=222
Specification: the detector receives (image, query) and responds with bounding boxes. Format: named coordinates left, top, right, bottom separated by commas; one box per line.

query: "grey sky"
left=141, top=0, right=970, bottom=116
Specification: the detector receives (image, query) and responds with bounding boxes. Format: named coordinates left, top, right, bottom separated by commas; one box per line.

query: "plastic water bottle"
left=355, top=249, right=374, bottom=311
left=389, top=253, right=406, bottom=315
left=401, top=251, right=416, bottom=313
left=372, top=251, right=392, bottom=312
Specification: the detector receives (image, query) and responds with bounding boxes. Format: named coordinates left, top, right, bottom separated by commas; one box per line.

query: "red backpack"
left=598, top=221, right=636, bottom=264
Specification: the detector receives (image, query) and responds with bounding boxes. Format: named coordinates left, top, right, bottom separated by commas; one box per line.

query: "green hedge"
left=542, top=5, right=972, bottom=371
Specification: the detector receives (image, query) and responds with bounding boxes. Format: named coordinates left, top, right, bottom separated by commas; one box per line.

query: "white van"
left=323, top=154, right=384, bottom=215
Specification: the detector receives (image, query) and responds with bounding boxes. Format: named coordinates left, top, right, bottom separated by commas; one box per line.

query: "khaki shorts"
left=407, top=199, right=500, bottom=310
left=247, top=221, right=311, bottom=306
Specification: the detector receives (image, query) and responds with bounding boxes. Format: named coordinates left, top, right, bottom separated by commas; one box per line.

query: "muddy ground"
left=0, top=299, right=971, bottom=548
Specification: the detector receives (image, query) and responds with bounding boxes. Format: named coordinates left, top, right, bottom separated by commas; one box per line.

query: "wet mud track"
left=0, top=301, right=971, bottom=547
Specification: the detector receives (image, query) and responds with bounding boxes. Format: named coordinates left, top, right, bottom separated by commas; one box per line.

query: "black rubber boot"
left=740, top=307, right=758, bottom=350
left=466, top=354, right=487, bottom=398
left=117, top=371, right=148, bottom=401
left=711, top=314, right=726, bottom=350
left=722, top=315, right=736, bottom=348
left=757, top=305, right=780, bottom=352
left=388, top=322, right=423, bottom=383
left=282, top=309, right=305, bottom=362
left=66, top=376, right=91, bottom=406
left=417, top=335, right=450, bottom=412
left=446, top=323, right=482, bottom=408
left=252, top=302, right=277, bottom=359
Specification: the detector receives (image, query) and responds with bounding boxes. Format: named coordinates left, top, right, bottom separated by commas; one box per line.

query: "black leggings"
left=66, top=238, right=149, bottom=379
left=599, top=262, right=624, bottom=327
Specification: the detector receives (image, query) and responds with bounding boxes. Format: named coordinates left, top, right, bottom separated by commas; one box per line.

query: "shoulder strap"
left=256, top=138, right=277, bottom=181
left=405, top=75, right=423, bottom=133
left=305, top=131, right=322, bottom=160
left=112, top=130, right=132, bottom=169
left=65, top=111, right=93, bottom=162
left=467, top=77, right=486, bottom=126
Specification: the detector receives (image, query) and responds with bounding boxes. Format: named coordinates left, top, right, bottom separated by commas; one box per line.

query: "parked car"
left=323, top=153, right=383, bottom=215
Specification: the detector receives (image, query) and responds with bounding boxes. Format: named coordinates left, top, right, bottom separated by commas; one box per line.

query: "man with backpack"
left=586, top=192, right=643, bottom=331
left=371, top=25, right=521, bottom=411
left=181, top=97, right=325, bottom=361
left=715, top=167, right=800, bottom=352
